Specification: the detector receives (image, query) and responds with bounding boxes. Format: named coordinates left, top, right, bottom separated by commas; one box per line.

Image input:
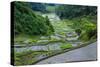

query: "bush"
left=75, top=29, right=82, bottom=36
left=60, top=43, right=73, bottom=49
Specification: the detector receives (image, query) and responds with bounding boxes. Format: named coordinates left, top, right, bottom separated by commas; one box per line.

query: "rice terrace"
left=11, top=1, right=97, bottom=66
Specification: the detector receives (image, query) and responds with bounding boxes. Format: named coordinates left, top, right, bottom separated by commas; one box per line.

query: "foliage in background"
left=56, top=5, right=97, bottom=19
left=30, top=2, right=46, bottom=13
left=68, top=16, right=97, bottom=41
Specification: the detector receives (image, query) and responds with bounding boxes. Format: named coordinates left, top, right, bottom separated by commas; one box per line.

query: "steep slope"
left=14, top=2, right=54, bottom=35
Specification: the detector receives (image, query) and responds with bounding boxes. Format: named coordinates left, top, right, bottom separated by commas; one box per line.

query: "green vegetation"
left=30, top=3, right=46, bottom=12
left=12, top=2, right=97, bottom=65
left=14, top=50, right=48, bottom=65
left=60, top=43, right=73, bottom=49
left=56, top=5, right=97, bottom=19
left=71, top=17, right=97, bottom=41
left=52, top=21, right=74, bottom=33
left=14, top=2, right=54, bottom=35
left=75, top=29, right=82, bottom=36
left=14, top=34, right=39, bottom=45
left=55, top=5, right=97, bottom=42
left=46, top=5, right=56, bottom=12
left=14, top=34, right=64, bottom=46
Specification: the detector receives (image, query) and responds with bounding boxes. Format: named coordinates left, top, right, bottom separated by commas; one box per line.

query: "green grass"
left=52, top=20, right=74, bottom=33
left=60, top=43, right=73, bottom=49
left=14, top=34, right=64, bottom=46
left=14, top=34, right=41, bottom=45
left=14, top=50, right=48, bottom=65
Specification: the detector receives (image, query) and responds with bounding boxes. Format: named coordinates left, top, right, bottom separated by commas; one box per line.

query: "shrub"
left=75, top=29, right=82, bottom=36
left=60, top=43, right=73, bottom=49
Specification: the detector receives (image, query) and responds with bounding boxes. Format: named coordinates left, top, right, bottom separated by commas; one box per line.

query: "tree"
left=55, top=5, right=97, bottom=19
left=30, top=3, right=46, bottom=12
left=14, top=2, right=54, bottom=35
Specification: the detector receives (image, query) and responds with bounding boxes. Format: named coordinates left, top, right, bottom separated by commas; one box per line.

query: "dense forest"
left=56, top=5, right=97, bottom=19
left=14, top=2, right=54, bottom=35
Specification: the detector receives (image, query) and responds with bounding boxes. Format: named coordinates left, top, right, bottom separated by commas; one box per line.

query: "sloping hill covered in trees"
left=14, top=2, right=54, bottom=35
